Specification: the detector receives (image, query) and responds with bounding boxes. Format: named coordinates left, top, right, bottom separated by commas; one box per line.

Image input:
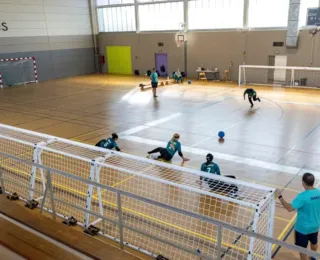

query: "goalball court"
left=1, top=74, right=320, bottom=259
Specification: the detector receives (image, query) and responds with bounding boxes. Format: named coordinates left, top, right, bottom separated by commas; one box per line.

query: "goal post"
left=239, top=65, right=320, bottom=88
left=0, top=57, right=38, bottom=88
left=0, top=123, right=276, bottom=259
left=0, top=72, right=3, bottom=88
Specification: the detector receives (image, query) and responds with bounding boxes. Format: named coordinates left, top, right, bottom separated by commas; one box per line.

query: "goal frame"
left=0, top=122, right=276, bottom=259
left=238, top=65, right=320, bottom=88
left=0, top=57, right=38, bottom=88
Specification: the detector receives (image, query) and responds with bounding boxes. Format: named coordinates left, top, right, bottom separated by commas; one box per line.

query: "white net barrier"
left=0, top=58, right=38, bottom=87
left=239, top=65, right=320, bottom=88
left=0, top=123, right=275, bottom=260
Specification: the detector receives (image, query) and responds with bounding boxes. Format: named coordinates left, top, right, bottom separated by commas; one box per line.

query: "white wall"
left=0, top=0, right=96, bottom=81
left=0, top=0, right=94, bottom=53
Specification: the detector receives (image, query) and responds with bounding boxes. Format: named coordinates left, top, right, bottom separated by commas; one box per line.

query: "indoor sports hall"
left=0, top=1, right=320, bottom=260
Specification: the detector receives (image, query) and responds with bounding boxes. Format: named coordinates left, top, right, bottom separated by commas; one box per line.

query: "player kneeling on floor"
left=147, top=133, right=189, bottom=163
left=200, top=153, right=238, bottom=196
left=96, top=133, right=121, bottom=152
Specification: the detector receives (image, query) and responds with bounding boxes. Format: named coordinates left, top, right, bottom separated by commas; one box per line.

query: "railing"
left=1, top=151, right=320, bottom=260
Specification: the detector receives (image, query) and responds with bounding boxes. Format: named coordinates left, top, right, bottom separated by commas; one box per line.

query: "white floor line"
left=121, top=135, right=320, bottom=179
left=118, top=113, right=182, bottom=136
left=231, top=97, right=320, bottom=107
left=191, top=136, right=212, bottom=147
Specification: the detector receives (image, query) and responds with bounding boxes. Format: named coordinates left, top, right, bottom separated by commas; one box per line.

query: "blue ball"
left=188, top=80, right=191, bottom=84
left=218, top=131, right=225, bottom=138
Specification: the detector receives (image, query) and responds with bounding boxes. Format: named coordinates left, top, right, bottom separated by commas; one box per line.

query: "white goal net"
left=0, top=57, right=38, bottom=88
left=0, top=123, right=275, bottom=260
left=239, top=65, right=320, bottom=88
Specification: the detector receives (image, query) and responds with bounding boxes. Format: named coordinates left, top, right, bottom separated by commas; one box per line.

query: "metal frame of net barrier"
left=239, top=65, right=320, bottom=88
left=0, top=123, right=279, bottom=259
left=0, top=57, right=38, bottom=88
left=1, top=123, right=320, bottom=259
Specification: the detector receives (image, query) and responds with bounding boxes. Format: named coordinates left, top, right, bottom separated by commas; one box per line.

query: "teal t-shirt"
left=200, top=162, right=221, bottom=175
left=166, top=140, right=181, bottom=157
left=150, top=72, right=158, bottom=83
left=97, top=138, right=118, bottom=150
left=291, top=188, right=320, bottom=234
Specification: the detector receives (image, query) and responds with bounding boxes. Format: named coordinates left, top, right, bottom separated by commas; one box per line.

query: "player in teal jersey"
left=199, top=154, right=238, bottom=195
left=95, top=133, right=121, bottom=152
left=243, top=88, right=261, bottom=107
left=200, top=153, right=221, bottom=176
left=150, top=68, right=158, bottom=98
left=147, top=133, right=189, bottom=162
left=276, top=173, right=320, bottom=260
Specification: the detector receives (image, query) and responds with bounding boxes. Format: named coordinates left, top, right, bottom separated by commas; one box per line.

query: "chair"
left=199, top=72, right=207, bottom=82
left=222, top=70, right=229, bottom=81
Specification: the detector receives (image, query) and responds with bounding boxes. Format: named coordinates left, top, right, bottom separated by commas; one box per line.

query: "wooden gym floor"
left=0, top=75, right=320, bottom=259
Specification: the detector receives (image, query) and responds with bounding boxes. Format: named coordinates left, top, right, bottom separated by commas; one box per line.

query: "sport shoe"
left=258, top=98, right=261, bottom=102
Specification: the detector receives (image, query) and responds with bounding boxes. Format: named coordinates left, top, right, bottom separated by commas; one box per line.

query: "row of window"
left=97, top=0, right=320, bottom=32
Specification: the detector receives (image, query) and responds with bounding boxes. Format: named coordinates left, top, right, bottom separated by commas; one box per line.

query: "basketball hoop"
left=175, top=32, right=187, bottom=48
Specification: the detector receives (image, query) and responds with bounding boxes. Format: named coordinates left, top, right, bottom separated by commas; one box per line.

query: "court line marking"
left=273, top=213, right=297, bottom=251
left=118, top=113, right=183, bottom=136
left=68, top=113, right=182, bottom=142
left=70, top=128, right=107, bottom=140
left=1, top=164, right=87, bottom=197
left=120, top=135, right=320, bottom=179
left=92, top=165, right=155, bottom=199
left=238, top=177, right=300, bottom=194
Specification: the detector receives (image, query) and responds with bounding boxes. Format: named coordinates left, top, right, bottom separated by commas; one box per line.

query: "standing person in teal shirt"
left=199, top=154, right=238, bottom=196
left=243, top=88, right=261, bottom=107
left=276, top=173, right=320, bottom=260
left=95, top=133, right=121, bottom=152
left=150, top=68, right=158, bottom=98
left=147, top=133, right=189, bottom=163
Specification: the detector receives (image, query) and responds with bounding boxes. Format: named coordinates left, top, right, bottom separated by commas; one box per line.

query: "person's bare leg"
left=299, top=252, right=308, bottom=260
left=309, top=243, right=318, bottom=260
left=152, top=88, right=157, bottom=97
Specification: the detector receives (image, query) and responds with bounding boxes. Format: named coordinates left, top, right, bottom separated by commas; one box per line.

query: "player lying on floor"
left=95, top=133, right=121, bottom=152
left=147, top=133, right=189, bottom=163
left=200, top=153, right=238, bottom=196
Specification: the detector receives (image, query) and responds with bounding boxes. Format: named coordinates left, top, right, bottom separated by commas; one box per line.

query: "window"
left=98, top=6, right=136, bottom=32
left=138, top=0, right=168, bottom=2
left=139, top=2, right=184, bottom=31
left=97, top=0, right=134, bottom=6
left=248, top=0, right=289, bottom=28
left=188, top=0, right=244, bottom=30
left=299, top=0, right=319, bottom=27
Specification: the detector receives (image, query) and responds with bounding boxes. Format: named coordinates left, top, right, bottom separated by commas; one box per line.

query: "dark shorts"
left=295, top=230, right=318, bottom=248
left=151, top=82, right=158, bottom=88
left=159, top=148, right=172, bottom=161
